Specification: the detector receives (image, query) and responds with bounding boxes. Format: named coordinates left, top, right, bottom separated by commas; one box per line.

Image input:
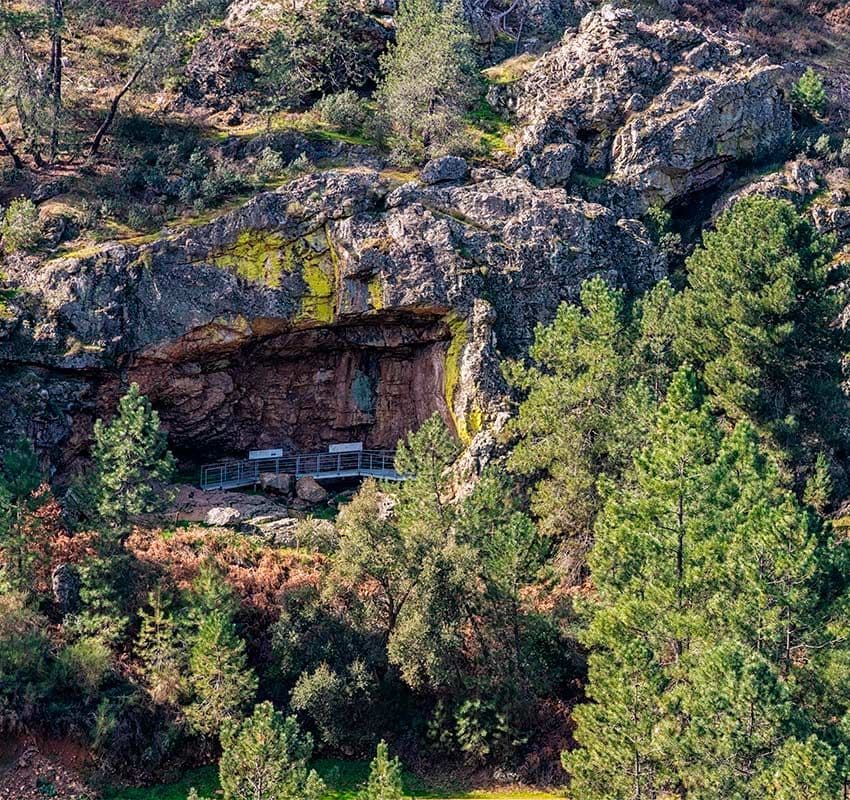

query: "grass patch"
left=102, top=759, right=562, bottom=800
left=102, top=765, right=218, bottom=800
left=466, top=100, right=514, bottom=158
left=482, top=52, right=539, bottom=85
left=570, top=172, right=607, bottom=190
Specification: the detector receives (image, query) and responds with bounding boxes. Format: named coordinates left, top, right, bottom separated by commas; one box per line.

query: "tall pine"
left=91, top=383, right=175, bottom=529
left=565, top=366, right=850, bottom=799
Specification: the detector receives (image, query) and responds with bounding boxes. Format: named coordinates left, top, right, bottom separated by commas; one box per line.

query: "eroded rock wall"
left=497, top=5, right=793, bottom=213
left=0, top=166, right=662, bottom=469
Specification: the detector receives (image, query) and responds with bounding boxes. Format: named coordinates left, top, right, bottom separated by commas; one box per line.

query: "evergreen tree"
left=185, top=558, right=240, bottom=623
left=215, top=701, right=325, bottom=800
left=791, top=67, right=828, bottom=118
left=0, top=438, right=46, bottom=591
left=673, top=197, right=845, bottom=462
left=90, top=383, right=175, bottom=530
left=565, top=366, right=850, bottom=799
left=358, top=740, right=404, bottom=800
left=506, top=277, right=677, bottom=580
left=376, top=0, right=479, bottom=161
left=135, top=589, right=185, bottom=707
left=394, top=412, right=460, bottom=535
left=186, top=611, right=257, bottom=737
left=253, top=0, right=375, bottom=121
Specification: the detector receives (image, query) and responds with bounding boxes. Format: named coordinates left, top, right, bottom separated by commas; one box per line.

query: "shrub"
left=56, top=636, right=113, bottom=700
left=315, top=91, right=368, bottom=134
left=253, top=146, right=285, bottom=184
left=290, top=660, right=376, bottom=750
left=1, top=198, right=42, bottom=253
left=791, top=67, right=827, bottom=118
left=126, top=203, right=165, bottom=233
left=814, top=133, right=832, bottom=159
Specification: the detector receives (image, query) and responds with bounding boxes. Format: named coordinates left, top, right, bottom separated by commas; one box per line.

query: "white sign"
left=328, top=442, right=364, bottom=454
left=249, top=448, right=284, bottom=460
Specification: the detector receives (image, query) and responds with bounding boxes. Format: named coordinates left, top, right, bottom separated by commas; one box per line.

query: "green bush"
left=1, top=198, right=42, bottom=253
left=315, top=91, right=368, bottom=134
left=56, top=636, right=113, bottom=700
left=253, top=146, right=285, bottom=184
left=791, top=67, right=827, bottom=118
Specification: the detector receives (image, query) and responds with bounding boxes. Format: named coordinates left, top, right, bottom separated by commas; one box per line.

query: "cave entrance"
left=126, top=313, right=455, bottom=468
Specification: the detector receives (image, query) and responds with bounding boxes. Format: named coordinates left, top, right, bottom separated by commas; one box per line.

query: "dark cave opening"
left=126, top=313, right=456, bottom=467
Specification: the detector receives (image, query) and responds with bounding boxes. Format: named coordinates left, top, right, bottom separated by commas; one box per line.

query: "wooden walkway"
left=200, top=449, right=403, bottom=491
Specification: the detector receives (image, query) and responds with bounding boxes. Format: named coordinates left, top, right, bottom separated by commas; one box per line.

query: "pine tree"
left=506, top=276, right=677, bottom=580
left=674, top=197, right=845, bottom=460
left=565, top=367, right=721, bottom=799
left=135, top=589, right=185, bottom=707
left=0, top=438, right=46, bottom=590
left=186, top=611, right=258, bottom=737
left=791, top=67, right=828, bottom=118
left=91, top=383, right=175, bottom=529
left=565, top=366, right=850, bottom=799
left=216, top=701, right=325, bottom=800
left=358, top=740, right=404, bottom=800
left=376, top=0, right=479, bottom=161
left=803, top=453, right=833, bottom=514
left=394, top=412, right=460, bottom=535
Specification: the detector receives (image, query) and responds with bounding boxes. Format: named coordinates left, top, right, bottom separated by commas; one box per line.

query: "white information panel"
left=328, top=442, right=364, bottom=454
left=249, top=448, right=284, bottom=460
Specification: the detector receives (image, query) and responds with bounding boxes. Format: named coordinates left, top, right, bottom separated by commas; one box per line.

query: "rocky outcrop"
left=0, top=167, right=662, bottom=469
left=501, top=5, right=792, bottom=212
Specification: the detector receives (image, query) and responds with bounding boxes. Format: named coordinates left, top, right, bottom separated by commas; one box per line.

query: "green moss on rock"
left=444, top=313, right=471, bottom=443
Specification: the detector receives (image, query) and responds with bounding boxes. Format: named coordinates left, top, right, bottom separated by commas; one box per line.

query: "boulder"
left=205, top=506, right=242, bottom=526
left=31, top=179, right=68, bottom=203
left=296, top=476, right=329, bottom=504
left=260, top=472, right=294, bottom=494
left=421, top=156, right=469, bottom=185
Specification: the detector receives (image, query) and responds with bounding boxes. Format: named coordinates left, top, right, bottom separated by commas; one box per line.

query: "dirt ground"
left=0, top=738, right=92, bottom=800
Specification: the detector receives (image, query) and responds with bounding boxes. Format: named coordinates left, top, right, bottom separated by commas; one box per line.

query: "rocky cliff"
left=0, top=165, right=662, bottom=468
left=2, top=3, right=834, bottom=476
left=496, top=6, right=793, bottom=213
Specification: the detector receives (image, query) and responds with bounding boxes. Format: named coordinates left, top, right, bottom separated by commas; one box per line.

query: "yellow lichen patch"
left=467, top=404, right=484, bottom=438
left=212, top=231, right=288, bottom=287
left=297, top=260, right=335, bottom=324
left=444, top=313, right=471, bottom=443
left=367, top=276, right=384, bottom=310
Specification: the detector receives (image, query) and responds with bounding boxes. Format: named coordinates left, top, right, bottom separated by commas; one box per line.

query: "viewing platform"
left=199, top=446, right=404, bottom=491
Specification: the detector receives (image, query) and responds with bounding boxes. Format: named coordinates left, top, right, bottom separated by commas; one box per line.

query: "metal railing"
left=199, top=449, right=403, bottom=491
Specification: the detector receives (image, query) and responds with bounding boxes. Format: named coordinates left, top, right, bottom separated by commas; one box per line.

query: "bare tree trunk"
left=0, top=125, right=23, bottom=169
left=49, top=0, right=64, bottom=162
left=89, top=33, right=163, bottom=159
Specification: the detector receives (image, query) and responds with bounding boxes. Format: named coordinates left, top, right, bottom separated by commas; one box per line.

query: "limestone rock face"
left=507, top=5, right=792, bottom=211
left=0, top=167, right=662, bottom=469
left=421, top=156, right=469, bottom=185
